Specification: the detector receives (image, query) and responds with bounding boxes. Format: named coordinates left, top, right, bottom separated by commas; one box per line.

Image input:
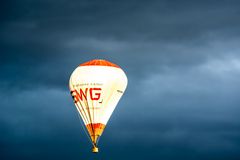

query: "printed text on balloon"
left=71, top=88, right=102, bottom=103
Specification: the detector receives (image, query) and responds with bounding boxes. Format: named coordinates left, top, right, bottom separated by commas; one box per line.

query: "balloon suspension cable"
left=76, top=111, right=93, bottom=145
left=84, top=99, right=98, bottom=149
left=76, top=97, right=98, bottom=149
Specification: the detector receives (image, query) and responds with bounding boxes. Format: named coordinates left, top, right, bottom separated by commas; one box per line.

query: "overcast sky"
left=1, top=0, right=240, bottom=160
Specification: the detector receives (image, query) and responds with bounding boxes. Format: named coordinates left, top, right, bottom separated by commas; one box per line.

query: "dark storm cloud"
left=1, top=0, right=240, bottom=160
left=1, top=0, right=240, bottom=90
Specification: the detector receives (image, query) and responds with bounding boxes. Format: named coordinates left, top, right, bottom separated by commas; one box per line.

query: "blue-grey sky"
left=1, top=0, right=240, bottom=159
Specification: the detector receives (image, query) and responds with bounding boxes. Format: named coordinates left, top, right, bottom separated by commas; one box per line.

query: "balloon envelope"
left=69, top=59, right=128, bottom=152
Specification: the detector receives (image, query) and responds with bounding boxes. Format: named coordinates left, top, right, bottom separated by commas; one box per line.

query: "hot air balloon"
left=69, top=59, right=128, bottom=153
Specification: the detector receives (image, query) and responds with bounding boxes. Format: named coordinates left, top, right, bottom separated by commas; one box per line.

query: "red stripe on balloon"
left=80, top=59, right=120, bottom=68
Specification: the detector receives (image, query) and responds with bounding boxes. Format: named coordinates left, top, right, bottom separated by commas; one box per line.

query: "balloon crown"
left=80, top=59, right=120, bottom=68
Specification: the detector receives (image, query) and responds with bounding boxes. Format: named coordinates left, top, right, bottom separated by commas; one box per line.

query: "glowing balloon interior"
left=69, top=59, right=128, bottom=153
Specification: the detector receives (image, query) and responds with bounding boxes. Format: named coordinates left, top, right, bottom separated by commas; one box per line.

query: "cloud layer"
left=1, top=0, right=240, bottom=159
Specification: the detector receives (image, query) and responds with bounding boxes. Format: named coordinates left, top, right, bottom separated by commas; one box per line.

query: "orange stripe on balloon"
left=80, top=59, right=120, bottom=68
